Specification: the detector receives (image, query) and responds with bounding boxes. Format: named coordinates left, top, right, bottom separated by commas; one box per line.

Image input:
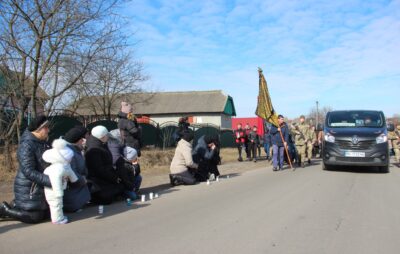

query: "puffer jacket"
left=13, top=130, right=52, bottom=211
left=117, top=112, right=142, bottom=156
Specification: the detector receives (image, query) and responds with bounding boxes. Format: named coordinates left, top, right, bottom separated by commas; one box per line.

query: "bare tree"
left=66, top=45, right=147, bottom=120
left=307, top=105, right=333, bottom=126
left=0, top=0, right=138, bottom=169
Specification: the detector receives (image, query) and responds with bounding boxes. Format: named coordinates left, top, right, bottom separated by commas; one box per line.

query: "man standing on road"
left=388, top=125, right=400, bottom=166
left=306, top=125, right=317, bottom=165
left=292, top=115, right=310, bottom=168
left=270, top=115, right=289, bottom=171
left=234, top=123, right=246, bottom=162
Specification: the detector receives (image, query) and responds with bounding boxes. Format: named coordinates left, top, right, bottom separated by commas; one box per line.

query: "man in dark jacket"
left=234, top=123, right=246, bottom=162
left=248, top=126, right=260, bottom=162
left=0, top=116, right=52, bottom=223
left=85, top=125, right=124, bottom=205
left=192, top=135, right=220, bottom=181
left=263, top=128, right=272, bottom=161
left=118, top=101, right=142, bottom=157
left=270, top=115, right=289, bottom=171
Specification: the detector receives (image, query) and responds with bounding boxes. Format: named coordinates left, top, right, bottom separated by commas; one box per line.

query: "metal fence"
left=15, top=115, right=237, bottom=148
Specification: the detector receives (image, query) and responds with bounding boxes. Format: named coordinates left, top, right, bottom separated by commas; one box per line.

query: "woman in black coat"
left=85, top=126, right=124, bottom=205
left=0, top=116, right=52, bottom=223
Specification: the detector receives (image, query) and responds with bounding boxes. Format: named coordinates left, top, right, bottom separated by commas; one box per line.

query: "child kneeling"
left=116, top=146, right=142, bottom=200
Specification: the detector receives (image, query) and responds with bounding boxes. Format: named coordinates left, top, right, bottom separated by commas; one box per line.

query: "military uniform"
left=292, top=121, right=310, bottom=166
left=306, top=127, right=317, bottom=163
left=388, top=126, right=400, bottom=163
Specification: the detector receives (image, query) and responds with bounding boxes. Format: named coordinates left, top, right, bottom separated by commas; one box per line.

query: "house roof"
left=73, top=90, right=237, bottom=116
left=0, top=68, right=49, bottom=100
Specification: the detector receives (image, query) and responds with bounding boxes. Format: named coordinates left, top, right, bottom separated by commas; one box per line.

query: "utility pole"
left=316, top=100, right=319, bottom=128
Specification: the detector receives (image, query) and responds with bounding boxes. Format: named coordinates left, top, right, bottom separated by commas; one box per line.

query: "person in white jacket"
left=42, top=138, right=79, bottom=224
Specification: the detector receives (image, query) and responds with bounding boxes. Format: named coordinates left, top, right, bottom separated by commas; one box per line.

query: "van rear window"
left=327, top=111, right=384, bottom=128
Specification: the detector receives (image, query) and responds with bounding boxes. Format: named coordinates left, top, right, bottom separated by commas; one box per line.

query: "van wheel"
left=323, top=163, right=332, bottom=171
left=379, top=165, right=389, bottom=173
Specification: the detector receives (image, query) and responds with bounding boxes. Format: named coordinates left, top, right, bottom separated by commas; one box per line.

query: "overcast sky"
left=125, top=0, right=399, bottom=118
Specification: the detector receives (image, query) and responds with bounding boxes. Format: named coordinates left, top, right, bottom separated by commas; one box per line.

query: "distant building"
left=0, top=67, right=48, bottom=114
left=72, top=90, right=237, bottom=129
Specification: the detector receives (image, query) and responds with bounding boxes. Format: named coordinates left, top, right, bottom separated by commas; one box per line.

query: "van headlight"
left=324, top=133, right=335, bottom=143
left=376, top=134, right=387, bottom=144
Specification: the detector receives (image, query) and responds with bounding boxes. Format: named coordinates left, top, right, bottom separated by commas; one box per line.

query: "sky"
left=124, top=0, right=400, bottom=118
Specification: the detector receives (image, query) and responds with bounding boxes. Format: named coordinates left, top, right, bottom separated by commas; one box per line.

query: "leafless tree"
left=307, top=105, right=333, bottom=126
left=66, top=44, right=148, bottom=120
left=0, top=0, right=139, bottom=169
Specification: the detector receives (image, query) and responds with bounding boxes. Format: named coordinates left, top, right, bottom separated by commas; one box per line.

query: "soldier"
left=306, top=125, right=317, bottom=164
left=388, top=125, right=400, bottom=165
left=292, top=115, right=310, bottom=168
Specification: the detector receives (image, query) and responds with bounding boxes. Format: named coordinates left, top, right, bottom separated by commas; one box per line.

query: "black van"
left=322, top=110, right=390, bottom=173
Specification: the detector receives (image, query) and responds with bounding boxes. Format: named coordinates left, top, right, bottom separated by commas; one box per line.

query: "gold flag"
left=255, top=68, right=279, bottom=127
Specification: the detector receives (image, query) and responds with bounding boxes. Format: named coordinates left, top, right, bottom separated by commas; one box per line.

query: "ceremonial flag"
left=255, top=68, right=279, bottom=127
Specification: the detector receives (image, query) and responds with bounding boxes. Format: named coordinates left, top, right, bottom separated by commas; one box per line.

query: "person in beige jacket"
left=169, top=132, right=198, bottom=186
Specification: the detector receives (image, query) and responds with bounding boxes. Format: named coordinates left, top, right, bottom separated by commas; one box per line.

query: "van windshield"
left=327, top=111, right=384, bottom=128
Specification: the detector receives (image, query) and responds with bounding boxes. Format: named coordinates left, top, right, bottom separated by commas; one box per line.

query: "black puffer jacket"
left=117, top=112, right=142, bottom=156
left=13, top=130, right=52, bottom=211
left=85, top=135, right=120, bottom=188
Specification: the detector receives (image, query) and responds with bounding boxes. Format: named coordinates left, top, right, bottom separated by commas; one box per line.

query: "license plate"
left=345, top=151, right=365, bottom=157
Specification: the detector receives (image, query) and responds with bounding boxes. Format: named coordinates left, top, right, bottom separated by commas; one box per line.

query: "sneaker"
left=273, top=167, right=277, bottom=171
left=52, top=216, right=68, bottom=225
left=238, top=157, right=243, bottom=162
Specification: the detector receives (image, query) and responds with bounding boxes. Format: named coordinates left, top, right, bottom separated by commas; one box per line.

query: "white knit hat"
left=91, top=125, right=109, bottom=139
left=123, top=146, right=138, bottom=161
left=43, top=138, right=74, bottom=163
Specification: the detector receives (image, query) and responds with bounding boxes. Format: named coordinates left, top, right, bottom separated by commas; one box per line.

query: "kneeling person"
left=169, top=132, right=198, bottom=186
left=116, top=147, right=142, bottom=200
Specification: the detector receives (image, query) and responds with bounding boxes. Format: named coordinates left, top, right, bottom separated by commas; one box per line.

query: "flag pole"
left=278, top=128, right=294, bottom=169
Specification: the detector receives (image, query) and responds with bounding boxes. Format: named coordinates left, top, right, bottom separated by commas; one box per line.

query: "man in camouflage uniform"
left=292, top=115, right=310, bottom=168
left=388, top=125, right=400, bottom=165
left=306, top=125, right=317, bottom=164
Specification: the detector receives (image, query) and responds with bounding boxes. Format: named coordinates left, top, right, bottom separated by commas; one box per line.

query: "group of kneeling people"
left=169, top=131, right=221, bottom=186
left=0, top=105, right=143, bottom=224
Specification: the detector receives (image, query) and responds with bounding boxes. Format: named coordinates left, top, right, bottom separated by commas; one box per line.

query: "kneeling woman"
left=169, top=131, right=198, bottom=186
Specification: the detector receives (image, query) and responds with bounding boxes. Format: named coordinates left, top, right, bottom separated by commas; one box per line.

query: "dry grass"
left=0, top=146, right=239, bottom=181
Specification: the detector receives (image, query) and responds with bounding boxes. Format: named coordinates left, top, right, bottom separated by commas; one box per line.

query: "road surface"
left=1, top=160, right=400, bottom=254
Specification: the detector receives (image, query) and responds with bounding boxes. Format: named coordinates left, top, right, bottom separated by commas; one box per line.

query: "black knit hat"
left=28, top=115, right=49, bottom=132
left=182, top=131, right=194, bottom=142
left=64, top=125, right=88, bottom=143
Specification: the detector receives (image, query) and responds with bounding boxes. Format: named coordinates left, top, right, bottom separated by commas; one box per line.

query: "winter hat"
left=123, top=146, right=138, bottom=161
left=28, top=115, right=49, bottom=132
left=43, top=138, right=74, bottom=163
left=64, top=125, right=88, bottom=143
left=91, top=125, right=109, bottom=140
left=182, top=131, right=194, bottom=142
left=121, top=101, right=133, bottom=114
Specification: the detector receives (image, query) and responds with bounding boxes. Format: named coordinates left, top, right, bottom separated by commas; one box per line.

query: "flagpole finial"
left=258, top=67, right=263, bottom=73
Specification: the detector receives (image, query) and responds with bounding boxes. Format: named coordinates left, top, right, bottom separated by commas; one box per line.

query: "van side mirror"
left=387, top=123, right=394, bottom=132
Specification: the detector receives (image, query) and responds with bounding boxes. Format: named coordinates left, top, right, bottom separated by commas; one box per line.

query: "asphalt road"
left=1, top=160, right=400, bottom=254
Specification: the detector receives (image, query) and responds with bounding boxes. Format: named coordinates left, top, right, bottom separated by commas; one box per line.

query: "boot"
left=0, top=201, right=44, bottom=223
left=0, top=202, right=7, bottom=218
